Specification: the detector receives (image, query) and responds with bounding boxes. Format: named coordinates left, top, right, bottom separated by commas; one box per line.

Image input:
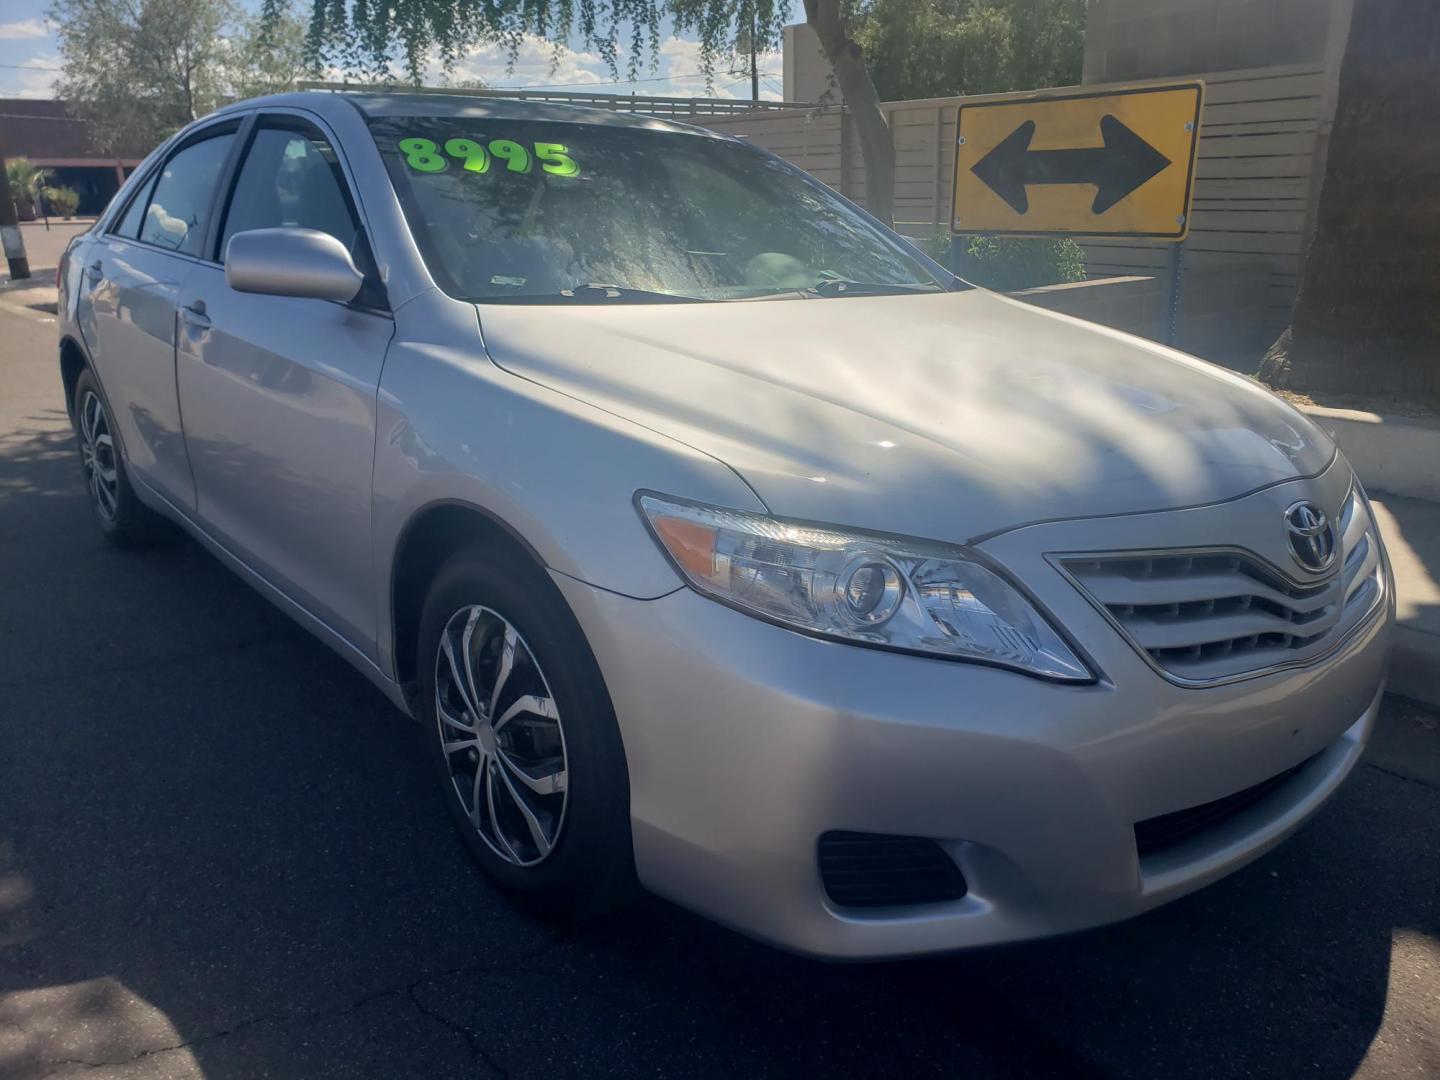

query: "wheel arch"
left=59, top=335, right=89, bottom=420
left=389, top=499, right=554, bottom=694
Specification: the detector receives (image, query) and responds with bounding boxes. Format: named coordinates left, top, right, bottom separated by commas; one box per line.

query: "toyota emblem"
left=1284, top=501, right=1336, bottom=573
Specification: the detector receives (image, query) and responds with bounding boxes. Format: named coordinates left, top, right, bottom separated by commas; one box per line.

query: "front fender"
left=371, top=289, right=766, bottom=679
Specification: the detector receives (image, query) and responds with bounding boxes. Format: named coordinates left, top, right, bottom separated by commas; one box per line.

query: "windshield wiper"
left=560, top=283, right=705, bottom=303
left=800, top=279, right=946, bottom=298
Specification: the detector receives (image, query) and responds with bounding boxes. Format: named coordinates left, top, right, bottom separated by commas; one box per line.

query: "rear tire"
left=417, top=542, right=636, bottom=920
left=71, top=368, right=171, bottom=546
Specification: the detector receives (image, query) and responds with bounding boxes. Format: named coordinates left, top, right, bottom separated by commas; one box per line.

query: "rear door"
left=175, top=112, right=394, bottom=655
left=76, top=122, right=241, bottom=512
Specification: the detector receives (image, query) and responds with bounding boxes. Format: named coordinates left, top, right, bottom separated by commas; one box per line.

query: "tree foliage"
left=283, top=0, right=790, bottom=89
left=228, top=6, right=314, bottom=100
left=49, top=0, right=315, bottom=156
left=847, top=0, right=1085, bottom=102
left=50, top=0, right=229, bottom=155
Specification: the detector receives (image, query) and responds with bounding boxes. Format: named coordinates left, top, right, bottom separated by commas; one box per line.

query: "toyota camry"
left=56, top=92, right=1393, bottom=959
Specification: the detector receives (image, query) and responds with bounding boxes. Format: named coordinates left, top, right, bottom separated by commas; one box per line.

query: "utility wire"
left=0, top=112, right=87, bottom=121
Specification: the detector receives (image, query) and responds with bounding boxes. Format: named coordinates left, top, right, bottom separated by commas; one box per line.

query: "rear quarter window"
left=138, top=133, right=236, bottom=256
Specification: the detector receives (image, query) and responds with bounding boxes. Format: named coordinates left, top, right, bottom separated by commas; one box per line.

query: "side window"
left=113, top=171, right=159, bottom=239
left=139, top=133, right=236, bottom=256
left=219, top=126, right=359, bottom=256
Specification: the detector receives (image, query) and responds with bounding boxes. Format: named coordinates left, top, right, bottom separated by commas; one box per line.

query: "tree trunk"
left=1274, top=0, right=1440, bottom=403
left=802, top=0, right=896, bottom=226
left=181, top=57, right=196, bottom=121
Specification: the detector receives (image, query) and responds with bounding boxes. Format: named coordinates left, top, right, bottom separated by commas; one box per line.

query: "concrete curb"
left=1390, top=627, right=1440, bottom=709
left=1293, top=412, right=1440, bottom=709
left=1369, top=498, right=1440, bottom=711
left=0, top=275, right=60, bottom=323
left=1301, top=404, right=1440, bottom=502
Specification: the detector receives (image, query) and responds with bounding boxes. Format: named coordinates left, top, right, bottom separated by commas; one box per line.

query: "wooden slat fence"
left=701, top=61, right=1335, bottom=348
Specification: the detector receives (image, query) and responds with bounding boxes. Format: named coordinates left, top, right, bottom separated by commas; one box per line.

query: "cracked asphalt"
left=1, top=296, right=1438, bottom=1080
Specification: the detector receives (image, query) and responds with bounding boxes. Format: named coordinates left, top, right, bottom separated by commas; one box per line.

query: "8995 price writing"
left=398, top=138, right=581, bottom=177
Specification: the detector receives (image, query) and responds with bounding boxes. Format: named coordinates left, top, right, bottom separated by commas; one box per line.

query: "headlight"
left=638, top=494, right=1092, bottom=681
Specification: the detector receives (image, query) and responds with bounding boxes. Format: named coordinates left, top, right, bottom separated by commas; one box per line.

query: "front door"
left=176, top=116, right=394, bottom=655
left=77, top=126, right=239, bottom=511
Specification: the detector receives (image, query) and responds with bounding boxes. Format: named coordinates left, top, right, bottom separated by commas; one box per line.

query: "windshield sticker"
left=399, top=138, right=581, bottom=178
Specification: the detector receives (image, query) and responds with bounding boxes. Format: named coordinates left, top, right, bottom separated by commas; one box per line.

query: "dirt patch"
left=1275, top=388, right=1440, bottom=421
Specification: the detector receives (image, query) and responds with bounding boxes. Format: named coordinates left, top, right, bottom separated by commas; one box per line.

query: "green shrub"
left=920, top=232, right=1086, bottom=292
left=43, top=186, right=81, bottom=218
left=5, top=157, right=49, bottom=220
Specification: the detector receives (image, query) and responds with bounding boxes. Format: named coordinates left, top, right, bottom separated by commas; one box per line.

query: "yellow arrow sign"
left=952, top=80, right=1204, bottom=240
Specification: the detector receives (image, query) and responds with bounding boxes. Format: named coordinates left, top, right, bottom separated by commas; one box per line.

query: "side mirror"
left=224, top=227, right=364, bottom=303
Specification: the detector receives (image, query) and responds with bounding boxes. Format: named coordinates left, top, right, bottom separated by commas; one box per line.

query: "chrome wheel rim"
left=78, top=390, right=119, bottom=521
left=434, top=605, right=569, bottom=867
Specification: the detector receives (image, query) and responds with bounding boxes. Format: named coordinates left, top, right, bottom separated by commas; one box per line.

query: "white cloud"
left=657, top=37, right=703, bottom=65
left=2, top=54, right=59, bottom=98
left=0, top=18, right=49, bottom=40
left=418, top=32, right=783, bottom=103
left=656, top=36, right=783, bottom=96
left=428, top=36, right=613, bottom=91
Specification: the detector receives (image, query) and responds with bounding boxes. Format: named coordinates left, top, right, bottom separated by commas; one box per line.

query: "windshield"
left=369, top=116, right=953, bottom=303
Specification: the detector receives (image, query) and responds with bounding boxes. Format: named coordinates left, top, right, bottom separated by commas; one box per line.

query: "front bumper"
left=553, top=471, right=1393, bottom=960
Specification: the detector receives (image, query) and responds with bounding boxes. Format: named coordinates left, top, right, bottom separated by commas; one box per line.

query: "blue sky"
left=0, top=0, right=791, bottom=100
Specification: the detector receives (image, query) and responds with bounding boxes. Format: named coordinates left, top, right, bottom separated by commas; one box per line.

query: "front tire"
left=71, top=368, right=170, bottom=545
left=417, top=543, right=635, bottom=920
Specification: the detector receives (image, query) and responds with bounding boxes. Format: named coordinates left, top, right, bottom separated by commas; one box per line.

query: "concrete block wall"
left=1011, top=267, right=1270, bottom=369
left=1011, top=276, right=1168, bottom=341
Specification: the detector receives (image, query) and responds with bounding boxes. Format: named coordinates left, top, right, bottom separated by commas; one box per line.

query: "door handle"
left=85, top=260, right=103, bottom=284
left=180, top=301, right=210, bottom=330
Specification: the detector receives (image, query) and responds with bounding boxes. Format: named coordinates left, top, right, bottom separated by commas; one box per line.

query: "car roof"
left=215, top=91, right=732, bottom=140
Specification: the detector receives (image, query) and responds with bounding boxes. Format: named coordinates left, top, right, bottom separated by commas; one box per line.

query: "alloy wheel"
left=78, top=390, right=119, bottom=521
left=434, top=605, right=569, bottom=867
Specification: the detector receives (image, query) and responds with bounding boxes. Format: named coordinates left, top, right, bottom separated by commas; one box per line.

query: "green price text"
left=398, top=138, right=581, bottom=178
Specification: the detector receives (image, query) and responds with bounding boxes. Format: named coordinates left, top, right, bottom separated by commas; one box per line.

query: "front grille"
left=1134, top=757, right=1316, bottom=856
left=1061, top=488, right=1383, bottom=684
left=817, top=831, right=967, bottom=908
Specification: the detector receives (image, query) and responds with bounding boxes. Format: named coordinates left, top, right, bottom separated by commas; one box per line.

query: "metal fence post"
left=1164, top=240, right=1184, bottom=346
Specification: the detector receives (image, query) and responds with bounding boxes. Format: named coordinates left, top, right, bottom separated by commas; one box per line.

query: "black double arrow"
left=970, top=115, right=1172, bottom=215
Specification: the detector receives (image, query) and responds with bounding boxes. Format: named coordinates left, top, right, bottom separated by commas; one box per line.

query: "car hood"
left=477, top=289, right=1333, bottom=543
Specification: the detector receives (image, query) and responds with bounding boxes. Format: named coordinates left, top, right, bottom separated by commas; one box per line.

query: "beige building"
left=781, top=24, right=833, bottom=104
left=1083, top=0, right=1345, bottom=83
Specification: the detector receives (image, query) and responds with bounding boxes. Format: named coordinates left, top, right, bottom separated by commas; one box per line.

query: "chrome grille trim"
left=1055, top=489, right=1386, bottom=686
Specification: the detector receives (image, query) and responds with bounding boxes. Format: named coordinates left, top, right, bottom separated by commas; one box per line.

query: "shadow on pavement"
left=0, top=415, right=85, bottom=513
left=0, top=420, right=1435, bottom=1079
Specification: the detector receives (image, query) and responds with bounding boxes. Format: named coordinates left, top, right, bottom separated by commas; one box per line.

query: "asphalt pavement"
left=0, top=299, right=1437, bottom=1080
left=0, top=222, right=94, bottom=289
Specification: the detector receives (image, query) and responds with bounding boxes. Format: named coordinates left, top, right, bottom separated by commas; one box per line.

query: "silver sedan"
left=56, top=92, right=1393, bottom=959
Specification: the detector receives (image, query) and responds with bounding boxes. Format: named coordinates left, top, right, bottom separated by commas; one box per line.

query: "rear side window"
left=219, top=125, right=359, bottom=256
left=113, top=171, right=159, bottom=239
left=139, top=133, right=236, bottom=256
